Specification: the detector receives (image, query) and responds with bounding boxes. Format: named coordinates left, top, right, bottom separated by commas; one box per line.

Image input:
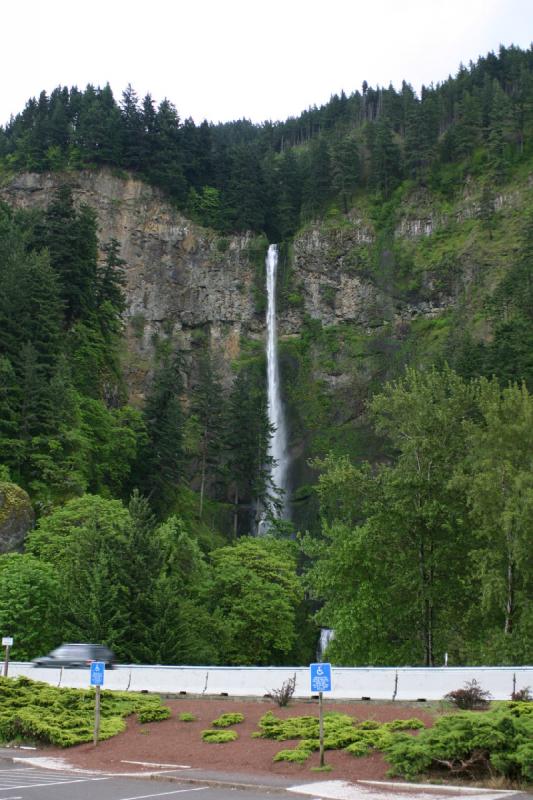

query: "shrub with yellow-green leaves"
left=254, top=711, right=427, bottom=765
left=0, top=675, right=170, bottom=747
left=201, top=729, right=238, bottom=743
left=211, top=712, right=244, bottom=727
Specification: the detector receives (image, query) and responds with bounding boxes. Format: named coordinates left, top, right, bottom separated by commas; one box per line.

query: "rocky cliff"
left=1, top=171, right=259, bottom=402
left=2, top=169, right=530, bottom=409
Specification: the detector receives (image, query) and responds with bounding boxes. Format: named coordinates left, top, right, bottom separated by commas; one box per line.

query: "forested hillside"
left=0, top=45, right=532, bottom=667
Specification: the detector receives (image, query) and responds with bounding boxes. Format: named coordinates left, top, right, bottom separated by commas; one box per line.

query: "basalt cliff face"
left=1, top=171, right=258, bottom=402
left=2, top=169, right=528, bottom=406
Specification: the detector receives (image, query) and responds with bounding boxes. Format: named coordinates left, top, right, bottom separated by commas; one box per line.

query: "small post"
left=318, top=691, right=325, bottom=767
left=2, top=637, right=13, bottom=677
left=444, top=652, right=448, bottom=667
left=90, top=661, right=105, bottom=745
left=392, top=670, right=398, bottom=701
left=93, top=684, right=101, bottom=745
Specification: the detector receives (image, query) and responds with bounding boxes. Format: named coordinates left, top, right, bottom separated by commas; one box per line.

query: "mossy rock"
left=0, top=482, right=34, bottom=553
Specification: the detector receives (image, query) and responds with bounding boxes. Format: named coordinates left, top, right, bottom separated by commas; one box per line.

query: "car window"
left=52, top=645, right=87, bottom=658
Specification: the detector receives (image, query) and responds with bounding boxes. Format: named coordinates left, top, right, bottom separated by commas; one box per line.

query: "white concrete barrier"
left=8, top=663, right=532, bottom=701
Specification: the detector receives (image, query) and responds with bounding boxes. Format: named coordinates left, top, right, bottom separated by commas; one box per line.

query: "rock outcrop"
left=0, top=482, right=34, bottom=553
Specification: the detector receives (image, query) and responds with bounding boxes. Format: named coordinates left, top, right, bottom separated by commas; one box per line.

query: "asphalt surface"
left=0, top=749, right=531, bottom=800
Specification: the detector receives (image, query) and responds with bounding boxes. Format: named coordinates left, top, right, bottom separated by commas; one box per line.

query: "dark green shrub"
left=346, top=740, right=373, bottom=757
left=384, top=708, right=533, bottom=781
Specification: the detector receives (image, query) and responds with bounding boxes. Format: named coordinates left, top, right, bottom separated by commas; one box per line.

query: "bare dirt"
left=45, top=697, right=436, bottom=782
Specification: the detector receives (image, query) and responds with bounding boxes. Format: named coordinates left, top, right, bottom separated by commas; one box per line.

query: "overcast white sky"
left=1, top=0, right=531, bottom=127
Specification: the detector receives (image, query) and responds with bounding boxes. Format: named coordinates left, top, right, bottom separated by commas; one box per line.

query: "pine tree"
left=225, top=366, right=273, bottom=536
left=137, top=350, right=185, bottom=515
left=121, top=491, right=161, bottom=662
left=191, top=350, right=226, bottom=517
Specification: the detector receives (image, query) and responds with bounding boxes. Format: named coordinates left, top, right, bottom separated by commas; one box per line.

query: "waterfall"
left=260, top=244, right=289, bottom=528
left=317, top=628, right=335, bottom=662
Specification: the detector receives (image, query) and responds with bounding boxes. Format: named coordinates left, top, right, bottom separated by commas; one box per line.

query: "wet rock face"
left=0, top=482, right=34, bottom=553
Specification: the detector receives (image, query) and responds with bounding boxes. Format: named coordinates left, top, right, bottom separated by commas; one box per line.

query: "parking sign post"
left=2, top=637, right=13, bottom=677
left=310, top=663, right=332, bottom=767
left=90, top=661, right=105, bottom=745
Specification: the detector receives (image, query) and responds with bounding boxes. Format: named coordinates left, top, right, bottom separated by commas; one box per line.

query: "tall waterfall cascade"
left=263, top=244, right=289, bottom=523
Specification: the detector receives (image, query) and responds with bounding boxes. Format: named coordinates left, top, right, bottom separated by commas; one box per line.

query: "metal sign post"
left=310, top=662, right=332, bottom=767
left=2, top=637, right=13, bottom=677
left=90, top=661, right=105, bottom=745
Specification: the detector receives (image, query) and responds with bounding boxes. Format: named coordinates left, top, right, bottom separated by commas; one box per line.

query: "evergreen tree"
left=225, top=365, right=273, bottom=536
left=137, top=349, right=185, bottom=515
left=190, top=350, right=226, bottom=517
left=121, top=491, right=161, bottom=662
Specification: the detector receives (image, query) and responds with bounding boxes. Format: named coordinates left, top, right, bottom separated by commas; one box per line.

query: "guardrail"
left=7, top=663, right=532, bottom=700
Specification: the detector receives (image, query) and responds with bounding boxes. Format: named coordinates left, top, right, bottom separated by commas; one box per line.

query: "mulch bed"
left=44, top=696, right=436, bottom=781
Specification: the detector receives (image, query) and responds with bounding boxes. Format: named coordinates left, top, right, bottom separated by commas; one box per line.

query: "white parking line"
left=121, top=761, right=191, bottom=769
left=0, top=777, right=109, bottom=791
left=119, top=788, right=208, bottom=800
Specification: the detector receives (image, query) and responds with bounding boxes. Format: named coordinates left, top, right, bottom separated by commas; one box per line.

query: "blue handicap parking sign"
left=90, top=661, right=105, bottom=686
left=310, top=662, right=332, bottom=692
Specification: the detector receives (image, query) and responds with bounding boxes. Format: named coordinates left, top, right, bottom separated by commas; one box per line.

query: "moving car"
left=33, top=643, right=115, bottom=668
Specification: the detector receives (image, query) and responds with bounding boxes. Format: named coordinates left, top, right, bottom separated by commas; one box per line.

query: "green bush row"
left=256, top=706, right=533, bottom=783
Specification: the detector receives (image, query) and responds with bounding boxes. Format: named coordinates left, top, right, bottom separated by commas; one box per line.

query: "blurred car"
left=32, top=643, right=115, bottom=669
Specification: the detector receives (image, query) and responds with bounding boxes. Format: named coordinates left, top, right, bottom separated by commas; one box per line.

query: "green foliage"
left=273, top=748, right=312, bottom=763
left=137, top=349, right=185, bottom=515
left=138, top=706, right=171, bottom=723
left=178, top=712, right=197, bottom=722
left=384, top=706, right=533, bottom=781
left=0, top=554, right=61, bottom=660
left=209, top=538, right=303, bottom=665
left=211, top=712, right=244, bottom=727
left=305, top=365, right=533, bottom=667
left=201, top=729, right=238, bottom=743
left=257, top=711, right=427, bottom=767
left=0, top=676, right=169, bottom=747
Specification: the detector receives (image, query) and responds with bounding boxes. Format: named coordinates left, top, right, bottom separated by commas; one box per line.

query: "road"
left=0, top=763, right=280, bottom=800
